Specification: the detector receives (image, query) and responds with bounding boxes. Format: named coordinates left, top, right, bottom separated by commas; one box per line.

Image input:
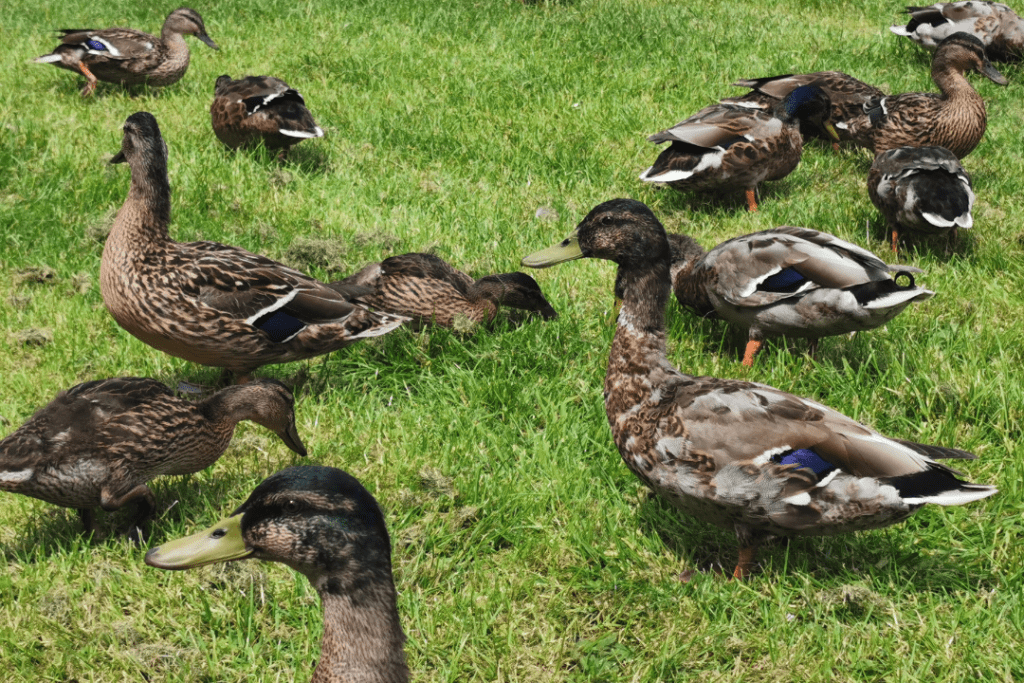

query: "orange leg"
left=77, top=61, right=98, bottom=97
left=732, top=545, right=758, bottom=580
left=742, top=339, right=762, bottom=367
left=745, top=188, right=758, bottom=212
left=890, top=227, right=899, bottom=254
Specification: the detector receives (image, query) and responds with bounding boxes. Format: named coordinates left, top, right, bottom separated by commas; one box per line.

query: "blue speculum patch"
left=776, top=448, right=836, bottom=475
left=761, top=267, right=806, bottom=291
left=85, top=39, right=107, bottom=51
left=255, top=310, right=305, bottom=342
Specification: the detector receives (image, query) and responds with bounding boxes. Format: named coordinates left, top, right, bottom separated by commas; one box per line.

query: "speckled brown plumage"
left=33, top=8, right=218, bottom=97
left=523, top=198, right=996, bottom=577
left=147, top=466, right=409, bottom=683
left=640, top=85, right=838, bottom=211
left=101, top=112, right=405, bottom=382
left=211, top=75, right=324, bottom=152
left=339, top=253, right=558, bottom=329
left=838, top=32, right=1007, bottom=158
left=721, top=71, right=884, bottom=145
left=665, top=227, right=935, bottom=365
left=0, top=377, right=305, bottom=540
left=892, top=2, right=1024, bottom=61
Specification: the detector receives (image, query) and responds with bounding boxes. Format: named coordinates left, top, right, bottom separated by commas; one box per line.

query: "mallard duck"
left=868, top=145, right=975, bottom=251
left=720, top=72, right=884, bottom=148
left=640, top=85, right=839, bottom=211
left=891, top=2, right=1024, bottom=61
left=211, top=75, right=324, bottom=154
left=33, top=7, right=218, bottom=97
left=146, top=465, right=409, bottom=683
left=102, top=112, right=406, bottom=383
left=0, top=377, right=305, bottom=541
left=837, top=32, right=1007, bottom=159
left=522, top=198, right=996, bottom=578
left=663, top=227, right=934, bottom=365
left=339, top=252, right=558, bottom=329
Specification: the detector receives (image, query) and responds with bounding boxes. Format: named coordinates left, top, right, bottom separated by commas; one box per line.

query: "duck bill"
left=521, top=234, right=583, bottom=268
left=822, top=121, right=840, bottom=144
left=198, top=33, right=220, bottom=50
left=280, top=422, right=308, bottom=457
left=110, top=150, right=127, bottom=164
left=145, top=513, right=251, bottom=570
left=981, top=62, right=1008, bottom=85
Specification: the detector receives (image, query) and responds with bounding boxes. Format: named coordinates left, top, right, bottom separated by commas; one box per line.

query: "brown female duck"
left=665, top=227, right=934, bottom=365
left=147, top=465, right=409, bottom=683
left=339, top=252, right=558, bottom=329
left=891, top=2, right=1024, bottom=61
left=34, top=7, right=218, bottom=97
left=640, top=85, right=839, bottom=211
left=211, top=75, right=324, bottom=154
left=523, top=198, right=996, bottom=578
left=868, top=145, right=975, bottom=251
left=721, top=71, right=884, bottom=148
left=0, top=377, right=305, bottom=541
left=102, top=112, right=405, bottom=383
left=837, top=32, right=1007, bottom=158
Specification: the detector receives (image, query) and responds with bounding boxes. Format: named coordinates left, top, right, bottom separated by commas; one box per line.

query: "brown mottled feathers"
left=891, top=2, right=1024, bottom=61
left=211, top=75, right=324, bottom=152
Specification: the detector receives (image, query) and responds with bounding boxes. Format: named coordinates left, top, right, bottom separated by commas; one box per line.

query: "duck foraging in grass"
left=102, top=112, right=406, bottom=383
left=837, top=32, right=1007, bottom=159
left=639, top=85, right=839, bottom=211
left=868, top=145, right=975, bottom=252
left=338, top=252, right=558, bottom=330
left=211, top=75, right=324, bottom=155
left=522, top=198, right=996, bottom=578
left=0, top=378, right=305, bottom=542
left=146, top=465, right=410, bottom=683
left=33, top=7, right=218, bottom=97
left=890, top=2, right=1024, bottom=62
left=665, top=227, right=934, bottom=365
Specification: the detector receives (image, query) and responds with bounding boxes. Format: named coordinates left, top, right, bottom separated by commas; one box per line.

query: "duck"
left=146, top=465, right=410, bottom=683
left=868, top=145, right=975, bottom=252
left=891, top=2, right=1024, bottom=61
left=33, top=7, right=218, bottom=97
left=720, top=72, right=884, bottom=148
left=211, top=75, right=324, bottom=155
left=662, top=227, right=934, bottom=365
left=522, top=198, right=996, bottom=578
left=836, top=32, right=1007, bottom=159
left=338, top=252, right=558, bottom=329
left=102, top=112, right=406, bottom=383
left=0, top=377, right=305, bottom=542
left=639, top=85, right=839, bottom=211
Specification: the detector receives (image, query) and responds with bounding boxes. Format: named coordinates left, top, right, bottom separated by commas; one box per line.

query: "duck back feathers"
left=891, top=2, right=1024, bottom=61
left=211, top=75, right=324, bottom=152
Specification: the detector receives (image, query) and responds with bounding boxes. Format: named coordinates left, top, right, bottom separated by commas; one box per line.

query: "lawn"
left=1, top=0, right=1023, bottom=681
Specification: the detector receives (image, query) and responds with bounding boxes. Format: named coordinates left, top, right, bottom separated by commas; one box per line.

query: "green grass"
left=2, top=0, right=1024, bottom=680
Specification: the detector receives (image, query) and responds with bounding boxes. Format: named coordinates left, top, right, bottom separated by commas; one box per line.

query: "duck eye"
left=283, top=499, right=301, bottom=514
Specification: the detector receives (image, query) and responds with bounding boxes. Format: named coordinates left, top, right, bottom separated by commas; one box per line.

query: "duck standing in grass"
left=146, top=465, right=410, bottom=683
left=891, top=2, right=1024, bottom=61
left=639, top=85, right=839, bottom=211
left=102, top=112, right=406, bottom=383
left=868, top=145, right=975, bottom=251
left=837, top=32, right=1007, bottom=158
left=523, top=198, right=996, bottom=578
left=0, top=378, right=305, bottom=542
left=33, top=8, right=218, bottom=97
left=211, top=75, right=324, bottom=155
left=339, top=252, right=558, bottom=329
left=665, top=227, right=934, bottom=365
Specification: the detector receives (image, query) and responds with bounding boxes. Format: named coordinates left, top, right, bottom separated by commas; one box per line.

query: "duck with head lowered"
left=639, top=85, right=839, bottom=211
left=523, top=198, right=997, bottom=578
left=34, top=7, right=218, bottom=97
left=101, top=112, right=406, bottom=384
left=146, top=465, right=410, bottom=683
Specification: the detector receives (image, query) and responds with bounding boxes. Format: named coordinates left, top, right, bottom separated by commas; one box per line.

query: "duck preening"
left=211, top=75, right=324, bottom=155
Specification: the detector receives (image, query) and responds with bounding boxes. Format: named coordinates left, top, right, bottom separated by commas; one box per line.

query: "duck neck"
left=314, top=578, right=409, bottom=683
left=606, top=259, right=672, bottom=393
left=931, top=63, right=981, bottom=103
left=112, top=152, right=172, bottom=250
left=198, top=387, right=253, bottom=440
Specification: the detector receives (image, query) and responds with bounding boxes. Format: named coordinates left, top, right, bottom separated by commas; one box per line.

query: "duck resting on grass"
left=339, top=252, right=558, bottom=329
left=890, top=2, right=1024, bottom=62
left=522, top=198, right=997, bottom=578
left=837, top=32, right=1007, bottom=159
left=639, top=85, right=839, bottom=211
left=867, top=145, right=975, bottom=252
left=211, top=75, right=324, bottom=155
left=664, top=227, right=934, bottom=365
left=0, top=378, right=305, bottom=542
left=102, top=112, right=406, bottom=384
left=146, top=465, right=410, bottom=683
left=33, top=7, right=218, bottom=97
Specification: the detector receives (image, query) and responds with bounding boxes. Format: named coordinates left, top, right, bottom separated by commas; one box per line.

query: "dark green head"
left=774, top=85, right=839, bottom=142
